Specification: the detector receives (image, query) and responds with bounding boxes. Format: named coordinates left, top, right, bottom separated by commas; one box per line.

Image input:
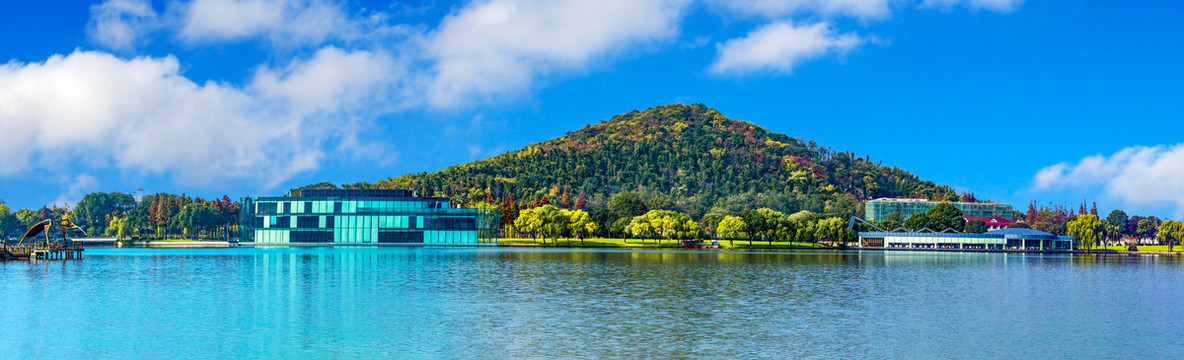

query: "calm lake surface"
left=2, top=247, right=1182, bottom=359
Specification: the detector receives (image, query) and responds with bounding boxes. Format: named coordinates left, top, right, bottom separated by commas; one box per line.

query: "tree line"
left=0, top=192, right=239, bottom=241
left=501, top=190, right=856, bottom=246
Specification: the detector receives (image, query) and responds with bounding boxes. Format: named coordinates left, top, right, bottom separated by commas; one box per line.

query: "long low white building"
left=857, top=228, right=1075, bottom=251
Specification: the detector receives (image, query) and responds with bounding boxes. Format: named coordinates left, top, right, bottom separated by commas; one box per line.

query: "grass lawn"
left=1097, top=245, right=1183, bottom=252
left=499, top=237, right=833, bottom=249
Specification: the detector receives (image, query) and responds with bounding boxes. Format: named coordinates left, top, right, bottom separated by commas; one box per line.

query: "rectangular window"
left=275, top=216, right=291, bottom=228
left=257, top=202, right=277, bottom=214
left=297, top=216, right=318, bottom=228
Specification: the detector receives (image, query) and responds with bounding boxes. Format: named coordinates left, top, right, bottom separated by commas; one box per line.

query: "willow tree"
left=1157, top=220, right=1184, bottom=252
left=1067, top=215, right=1103, bottom=252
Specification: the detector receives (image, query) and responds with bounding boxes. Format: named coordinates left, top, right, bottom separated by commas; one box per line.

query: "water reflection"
left=0, top=247, right=1182, bottom=358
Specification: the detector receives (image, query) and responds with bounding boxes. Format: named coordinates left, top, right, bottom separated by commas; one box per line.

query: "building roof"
left=985, top=228, right=1063, bottom=239
left=964, top=216, right=1015, bottom=226
left=300, top=189, right=418, bottom=197
left=859, top=227, right=1071, bottom=240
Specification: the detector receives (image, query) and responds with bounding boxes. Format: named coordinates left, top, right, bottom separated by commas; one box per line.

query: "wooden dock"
left=2, top=243, right=84, bottom=260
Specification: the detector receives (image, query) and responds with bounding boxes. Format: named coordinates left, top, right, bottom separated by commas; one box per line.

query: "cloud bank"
left=1033, top=144, right=1184, bottom=217
left=0, top=48, right=394, bottom=188
left=2, top=0, right=1029, bottom=194
left=426, top=0, right=691, bottom=106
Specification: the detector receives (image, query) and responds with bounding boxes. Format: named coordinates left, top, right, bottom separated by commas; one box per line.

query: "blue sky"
left=1, top=0, right=1182, bottom=219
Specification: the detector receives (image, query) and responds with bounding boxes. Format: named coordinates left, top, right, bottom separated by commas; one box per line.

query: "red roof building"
left=963, top=216, right=1015, bottom=230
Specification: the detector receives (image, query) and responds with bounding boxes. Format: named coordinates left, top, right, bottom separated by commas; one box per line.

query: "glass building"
left=239, top=189, right=499, bottom=245
left=865, top=198, right=1015, bottom=223
left=857, top=228, right=1075, bottom=251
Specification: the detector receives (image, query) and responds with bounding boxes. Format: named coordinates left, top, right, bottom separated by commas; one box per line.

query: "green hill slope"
left=329, top=104, right=956, bottom=218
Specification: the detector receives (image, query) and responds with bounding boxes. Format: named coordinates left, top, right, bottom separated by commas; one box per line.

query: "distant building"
left=865, top=198, right=1015, bottom=223
left=963, top=216, right=1015, bottom=230
left=857, top=228, right=1074, bottom=251
left=239, top=189, right=499, bottom=245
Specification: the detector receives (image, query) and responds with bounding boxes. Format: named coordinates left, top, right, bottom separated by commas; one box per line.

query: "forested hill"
left=321, top=104, right=957, bottom=219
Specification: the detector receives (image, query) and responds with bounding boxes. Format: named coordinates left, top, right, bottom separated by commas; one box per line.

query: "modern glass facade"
left=865, top=198, right=1015, bottom=222
left=857, top=228, right=1074, bottom=251
left=239, top=189, right=499, bottom=245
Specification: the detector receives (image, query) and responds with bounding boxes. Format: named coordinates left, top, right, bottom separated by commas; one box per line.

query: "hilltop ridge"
left=301, top=103, right=956, bottom=219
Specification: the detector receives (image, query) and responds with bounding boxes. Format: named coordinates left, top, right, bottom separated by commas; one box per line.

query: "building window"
left=257, top=202, right=277, bottom=214
left=297, top=216, right=318, bottom=228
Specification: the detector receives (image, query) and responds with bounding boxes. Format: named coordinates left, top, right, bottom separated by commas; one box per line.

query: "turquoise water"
left=2, top=247, right=1182, bottom=359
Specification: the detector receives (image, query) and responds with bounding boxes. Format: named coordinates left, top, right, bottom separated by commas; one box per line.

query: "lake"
left=1, top=247, right=1182, bottom=358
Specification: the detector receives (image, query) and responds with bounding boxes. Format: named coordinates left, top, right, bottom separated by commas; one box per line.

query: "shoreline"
left=62, top=241, right=1184, bottom=256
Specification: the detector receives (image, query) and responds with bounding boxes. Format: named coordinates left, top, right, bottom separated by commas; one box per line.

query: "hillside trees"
left=371, top=104, right=955, bottom=220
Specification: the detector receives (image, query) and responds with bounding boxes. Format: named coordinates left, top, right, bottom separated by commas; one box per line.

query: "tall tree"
left=574, top=192, right=588, bottom=210
left=1105, top=210, right=1129, bottom=236
left=1136, top=219, right=1158, bottom=239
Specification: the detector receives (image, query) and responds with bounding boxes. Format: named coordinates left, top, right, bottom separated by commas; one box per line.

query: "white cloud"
left=1032, top=144, right=1184, bottom=218
left=0, top=49, right=396, bottom=188
left=707, top=0, right=895, bottom=20
left=920, top=0, right=1024, bottom=13
left=424, top=0, right=692, bottom=106
left=251, top=47, right=402, bottom=115
left=179, top=0, right=360, bottom=45
left=86, top=0, right=405, bottom=50
left=710, top=21, right=862, bottom=75
left=87, top=0, right=159, bottom=49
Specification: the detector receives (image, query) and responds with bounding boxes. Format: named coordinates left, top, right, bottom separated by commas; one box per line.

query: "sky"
left=0, top=0, right=1182, bottom=219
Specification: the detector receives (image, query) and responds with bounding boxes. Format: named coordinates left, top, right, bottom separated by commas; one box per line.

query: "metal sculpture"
left=17, top=213, right=88, bottom=247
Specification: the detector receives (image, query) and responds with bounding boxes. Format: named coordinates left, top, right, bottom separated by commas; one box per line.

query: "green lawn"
left=1097, top=245, right=1183, bottom=252
left=499, top=237, right=833, bottom=249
